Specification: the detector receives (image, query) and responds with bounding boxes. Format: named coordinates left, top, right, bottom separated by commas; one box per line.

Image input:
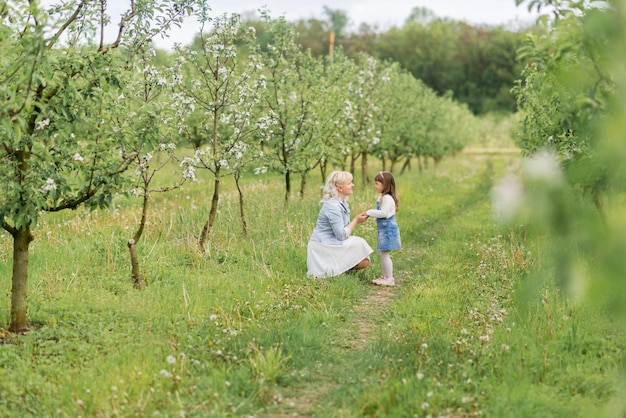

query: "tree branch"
left=47, top=1, right=87, bottom=50
left=1, top=218, right=18, bottom=237
left=99, top=2, right=139, bottom=53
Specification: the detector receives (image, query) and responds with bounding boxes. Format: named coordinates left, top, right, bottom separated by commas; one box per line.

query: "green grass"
left=0, top=151, right=623, bottom=417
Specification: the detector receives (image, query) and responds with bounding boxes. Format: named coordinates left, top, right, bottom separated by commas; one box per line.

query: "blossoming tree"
left=338, top=53, right=389, bottom=185
left=256, top=15, right=344, bottom=201
left=173, top=12, right=267, bottom=252
left=118, top=49, right=195, bottom=288
left=0, top=0, right=195, bottom=332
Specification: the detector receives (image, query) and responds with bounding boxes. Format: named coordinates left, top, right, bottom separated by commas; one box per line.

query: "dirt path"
left=347, top=285, right=396, bottom=350
left=268, top=280, right=397, bottom=417
left=463, top=147, right=520, bottom=154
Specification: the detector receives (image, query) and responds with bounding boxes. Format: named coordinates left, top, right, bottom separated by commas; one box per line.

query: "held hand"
left=355, top=212, right=369, bottom=223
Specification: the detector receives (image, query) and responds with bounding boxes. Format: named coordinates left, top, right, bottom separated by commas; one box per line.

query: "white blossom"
left=491, top=174, right=523, bottom=223
left=41, top=178, right=57, bottom=192
left=523, top=149, right=564, bottom=186
left=36, top=118, right=50, bottom=131
left=159, top=143, right=176, bottom=151
left=180, top=157, right=197, bottom=181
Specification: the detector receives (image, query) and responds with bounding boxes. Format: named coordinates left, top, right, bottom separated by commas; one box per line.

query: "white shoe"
left=372, top=277, right=395, bottom=286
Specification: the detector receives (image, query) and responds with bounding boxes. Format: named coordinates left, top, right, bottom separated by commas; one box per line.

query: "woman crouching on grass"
left=306, top=171, right=373, bottom=278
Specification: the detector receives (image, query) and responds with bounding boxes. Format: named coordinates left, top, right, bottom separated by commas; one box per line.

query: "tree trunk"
left=284, top=170, right=291, bottom=203
left=128, top=240, right=142, bottom=288
left=592, top=187, right=607, bottom=229
left=361, top=151, right=369, bottom=185
left=128, top=192, right=149, bottom=288
left=389, top=158, right=397, bottom=174
left=400, top=157, right=411, bottom=175
left=299, top=173, right=306, bottom=198
left=350, top=152, right=357, bottom=175
left=199, top=174, right=220, bottom=253
left=234, top=171, right=248, bottom=236
left=10, top=226, right=34, bottom=332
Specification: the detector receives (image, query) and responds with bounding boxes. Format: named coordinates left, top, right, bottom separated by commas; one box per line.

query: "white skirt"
left=307, top=236, right=374, bottom=278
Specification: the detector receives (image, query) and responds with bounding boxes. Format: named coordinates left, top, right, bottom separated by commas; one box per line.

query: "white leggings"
left=380, top=250, right=393, bottom=279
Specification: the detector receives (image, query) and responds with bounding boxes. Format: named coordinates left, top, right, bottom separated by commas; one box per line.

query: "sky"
left=80, top=0, right=543, bottom=49
left=150, top=0, right=540, bottom=48
left=201, top=0, right=539, bottom=27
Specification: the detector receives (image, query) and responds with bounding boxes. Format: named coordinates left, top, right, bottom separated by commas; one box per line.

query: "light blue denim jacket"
left=309, top=198, right=351, bottom=245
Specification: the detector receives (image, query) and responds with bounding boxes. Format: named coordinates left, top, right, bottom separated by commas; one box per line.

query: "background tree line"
left=228, top=6, right=532, bottom=115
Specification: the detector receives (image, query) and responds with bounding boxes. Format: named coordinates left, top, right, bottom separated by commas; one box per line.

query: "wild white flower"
left=166, top=355, right=176, bottom=365
left=417, top=372, right=425, bottom=380
left=73, top=154, right=84, bottom=162
left=210, top=314, right=218, bottom=321
left=160, top=369, right=172, bottom=378
left=41, top=178, right=57, bottom=192
left=421, top=402, right=429, bottom=410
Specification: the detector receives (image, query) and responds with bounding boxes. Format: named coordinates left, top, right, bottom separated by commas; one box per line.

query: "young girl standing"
left=366, top=171, right=401, bottom=286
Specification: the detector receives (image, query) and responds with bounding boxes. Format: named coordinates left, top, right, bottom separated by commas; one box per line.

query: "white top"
left=366, top=194, right=396, bottom=219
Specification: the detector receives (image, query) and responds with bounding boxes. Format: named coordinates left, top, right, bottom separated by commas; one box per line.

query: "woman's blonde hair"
left=322, top=171, right=353, bottom=202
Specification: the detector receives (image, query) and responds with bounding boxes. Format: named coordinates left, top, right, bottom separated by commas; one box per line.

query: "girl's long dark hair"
left=375, top=171, right=399, bottom=211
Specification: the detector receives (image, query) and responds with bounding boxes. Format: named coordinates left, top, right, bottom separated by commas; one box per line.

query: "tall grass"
left=0, top=149, right=622, bottom=417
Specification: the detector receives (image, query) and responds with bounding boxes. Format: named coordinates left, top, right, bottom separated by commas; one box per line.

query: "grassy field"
left=0, top=144, right=623, bottom=417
